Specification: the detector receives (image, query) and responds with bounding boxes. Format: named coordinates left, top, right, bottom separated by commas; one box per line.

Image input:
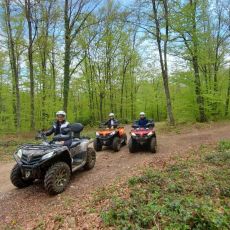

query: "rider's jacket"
left=104, top=119, right=119, bottom=128
left=138, top=118, right=149, bottom=128
left=44, top=120, right=71, bottom=141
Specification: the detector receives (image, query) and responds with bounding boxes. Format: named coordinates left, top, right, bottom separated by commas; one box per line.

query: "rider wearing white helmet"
left=104, top=113, right=118, bottom=129
left=138, top=112, right=149, bottom=127
left=43, top=110, right=72, bottom=146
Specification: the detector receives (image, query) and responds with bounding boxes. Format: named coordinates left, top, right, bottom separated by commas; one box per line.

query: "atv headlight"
left=147, top=131, right=153, bottom=136
left=131, top=132, right=136, bottom=137
left=41, top=151, right=55, bottom=160
left=96, top=132, right=100, bottom=136
left=16, top=149, right=23, bottom=159
left=110, top=131, right=116, bottom=136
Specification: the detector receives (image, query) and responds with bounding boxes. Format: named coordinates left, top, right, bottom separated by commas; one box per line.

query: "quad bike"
left=10, top=123, right=96, bottom=195
left=128, top=121, right=157, bottom=153
left=93, top=124, right=127, bottom=152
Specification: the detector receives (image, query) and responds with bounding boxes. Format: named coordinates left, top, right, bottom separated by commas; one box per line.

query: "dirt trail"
left=0, top=122, right=229, bottom=228
left=0, top=163, right=14, bottom=194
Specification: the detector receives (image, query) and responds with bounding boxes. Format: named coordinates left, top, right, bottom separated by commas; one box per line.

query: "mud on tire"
left=10, top=164, right=33, bottom=188
left=93, top=139, right=102, bottom=151
left=112, top=137, right=121, bottom=152
left=44, top=162, right=71, bottom=195
left=84, top=147, right=96, bottom=170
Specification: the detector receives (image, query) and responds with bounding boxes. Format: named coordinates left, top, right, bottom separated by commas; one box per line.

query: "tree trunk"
left=120, top=56, right=129, bottom=119
left=63, top=0, right=71, bottom=112
left=99, top=93, right=103, bottom=121
left=51, top=24, right=57, bottom=107
left=192, top=56, right=206, bottom=122
left=225, top=67, right=230, bottom=116
left=4, top=0, right=21, bottom=130
left=25, top=0, right=35, bottom=129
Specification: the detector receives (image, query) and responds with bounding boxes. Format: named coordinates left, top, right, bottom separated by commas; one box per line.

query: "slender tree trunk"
left=192, top=56, right=206, bottom=121
left=99, top=93, right=103, bottom=121
left=25, top=0, right=35, bottom=129
left=4, top=0, right=21, bottom=130
left=63, top=1, right=71, bottom=112
left=51, top=25, right=56, bottom=107
left=120, top=57, right=129, bottom=119
left=225, top=67, right=230, bottom=116
left=88, top=53, right=96, bottom=120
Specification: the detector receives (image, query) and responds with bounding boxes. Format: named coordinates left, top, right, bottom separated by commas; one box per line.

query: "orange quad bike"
left=93, top=124, right=127, bottom=152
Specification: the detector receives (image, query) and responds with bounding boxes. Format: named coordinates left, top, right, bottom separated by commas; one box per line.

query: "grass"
left=0, top=134, right=36, bottom=162
left=97, top=140, right=230, bottom=229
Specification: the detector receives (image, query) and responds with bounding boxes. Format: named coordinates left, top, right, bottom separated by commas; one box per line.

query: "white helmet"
left=140, top=112, right=145, bottom=116
left=56, top=110, right=66, bottom=117
left=109, top=113, right=114, bottom=117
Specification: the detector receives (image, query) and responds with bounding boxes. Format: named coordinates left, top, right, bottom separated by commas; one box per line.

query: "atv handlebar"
left=132, top=122, right=154, bottom=129
left=35, top=131, right=47, bottom=141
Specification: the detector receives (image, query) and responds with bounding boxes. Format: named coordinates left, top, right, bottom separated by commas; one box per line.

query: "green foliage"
left=0, top=0, right=229, bottom=132
left=100, top=146, right=230, bottom=229
left=218, top=140, right=230, bottom=152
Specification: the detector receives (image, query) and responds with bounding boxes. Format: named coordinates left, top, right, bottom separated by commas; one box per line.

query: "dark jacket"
left=44, top=121, right=71, bottom=141
left=138, top=118, right=149, bottom=128
left=104, top=119, right=119, bottom=128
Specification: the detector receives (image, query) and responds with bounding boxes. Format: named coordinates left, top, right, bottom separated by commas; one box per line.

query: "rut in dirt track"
left=0, top=123, right=229, bottom=227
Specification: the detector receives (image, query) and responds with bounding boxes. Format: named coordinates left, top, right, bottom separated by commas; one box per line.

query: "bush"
left=218, top=140, right=230, bottom=151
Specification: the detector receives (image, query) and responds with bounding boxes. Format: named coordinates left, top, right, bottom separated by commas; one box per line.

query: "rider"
left=138, top=112, right=149, bottom=128
left=104, top=113, right=118, bottom=129
left=43, top=111, right=72, bottom=147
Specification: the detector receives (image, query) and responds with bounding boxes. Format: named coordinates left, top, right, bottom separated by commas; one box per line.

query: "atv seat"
left=70, top=123, right=84, bottom=138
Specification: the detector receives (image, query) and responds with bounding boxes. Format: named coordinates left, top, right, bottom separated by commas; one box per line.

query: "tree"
left=151, top=0, right=175, bottom=125
left=172, top=0, right=206, bottom=122
left=63, top=0, right=99, bottom=112
left=3, top=0, right=21, bottom=130
left=24, top=0, right=37, bottom=129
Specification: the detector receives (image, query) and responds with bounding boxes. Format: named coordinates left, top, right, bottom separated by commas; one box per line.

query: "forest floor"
left=0, top=121, right=229, bottom=229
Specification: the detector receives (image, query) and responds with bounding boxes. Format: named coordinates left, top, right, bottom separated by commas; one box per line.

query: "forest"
left=0, top=0, right=229, bottom=132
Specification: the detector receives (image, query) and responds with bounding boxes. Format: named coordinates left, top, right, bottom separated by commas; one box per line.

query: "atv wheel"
left=93, top=139, right=102, bottom=151
left=44, top=162, right=71, bottom=195
left=84, top=147, right=96, bottom=170
left=10, top=164, right=33, bottom=188
left=112, top=137, right=121, bottom=152
left=128, top=138, right=137, bottom=153
left=123, top=134, right=127, bottom=145
left=150, top=137, right=157, bottom=153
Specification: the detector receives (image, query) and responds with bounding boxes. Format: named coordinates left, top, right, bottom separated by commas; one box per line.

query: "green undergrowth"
left=98, top=141, right=230, bottom=229
left=0, top=135, right=36, bottom=162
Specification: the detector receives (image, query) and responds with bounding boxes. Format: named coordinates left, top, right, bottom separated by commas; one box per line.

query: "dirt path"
left=0, top=162, right=14, bottom=194
left=0, top=122, right=229, bottom=229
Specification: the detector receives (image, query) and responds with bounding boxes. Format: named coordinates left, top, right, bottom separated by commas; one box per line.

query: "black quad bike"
left=10, top=123, right=96, bottom=195
left=93, top=124, right=127, bottom=152
left=128, top=120, right=157, bottom=153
